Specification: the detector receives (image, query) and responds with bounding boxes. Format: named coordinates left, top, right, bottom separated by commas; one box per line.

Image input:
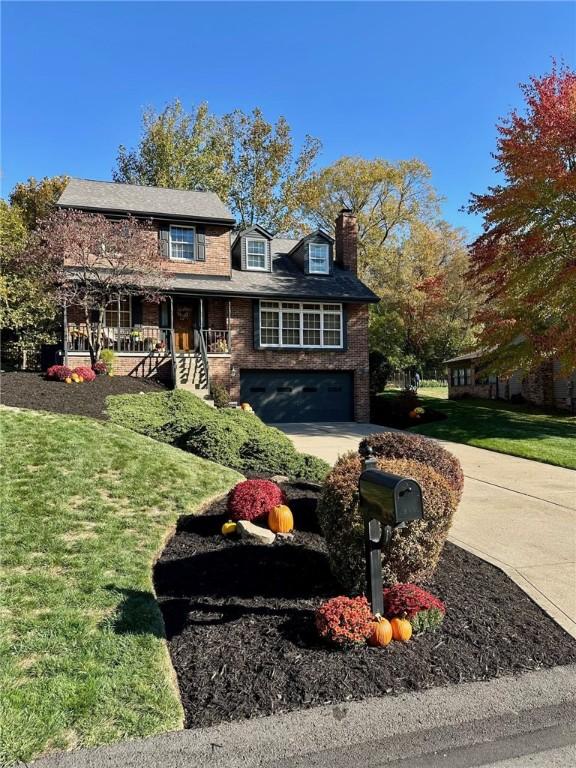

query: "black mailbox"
left=359, top=469, right=423, bottom=528
left=359, top=452, right=424, bottom=615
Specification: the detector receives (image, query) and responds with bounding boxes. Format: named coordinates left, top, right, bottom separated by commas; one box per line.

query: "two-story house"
left=58, top=178, right=378, bottom=422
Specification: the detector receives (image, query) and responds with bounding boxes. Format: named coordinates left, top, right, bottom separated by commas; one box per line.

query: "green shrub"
left=419, top=379, right=447, bottom=388
left=317, top=453, right=457, bottom=592
left=185, top=411, right=248, bottom=470
left=108, top=391, right=331, bottom=481
left=211, top=381, right=230, bottom=409
left=292, top=453, right=331, bottom=484
left=99, top=348, right=116, bottom=372
left=239, top=428, right=299, bottom=472
left=359, top=431, right=464, bottom=499
left=106, top=389, right=212, bottom=444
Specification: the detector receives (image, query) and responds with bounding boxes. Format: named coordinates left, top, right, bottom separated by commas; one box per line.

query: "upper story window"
left=259, top=301, right=343, bottom=349
left=309, top=242, right=330, bottom=274
left=170, top=225, right=195, bottom=261
left=246, top=238, right=267, bottom=271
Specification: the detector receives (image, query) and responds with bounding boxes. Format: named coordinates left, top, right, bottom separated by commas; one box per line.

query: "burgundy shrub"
left=315, top=595, right=373, bottom=646
left=46, top=365, right=73, bottom=381
left=383, top=583, right=446, bottom=633
left=227, top=479, right=286, bottom=522
left=73, top=366, right=96, bottom=382
left=92, top=361, right=108, bottom=375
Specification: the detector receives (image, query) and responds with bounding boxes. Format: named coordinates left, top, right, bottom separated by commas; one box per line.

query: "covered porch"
left=64, top=294, right=232, bottom=357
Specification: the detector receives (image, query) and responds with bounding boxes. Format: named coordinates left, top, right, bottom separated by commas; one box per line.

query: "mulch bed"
left=0, top=371, right=165, bottom=420
left=154, top=481, right=576, bottom=729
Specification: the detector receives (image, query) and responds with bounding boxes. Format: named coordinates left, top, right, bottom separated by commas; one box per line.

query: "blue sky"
left=2, top=1, right=574, bottom=238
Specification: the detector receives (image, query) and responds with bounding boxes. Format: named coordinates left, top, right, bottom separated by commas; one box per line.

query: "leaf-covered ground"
left=0, top=407, right=240, bottom=766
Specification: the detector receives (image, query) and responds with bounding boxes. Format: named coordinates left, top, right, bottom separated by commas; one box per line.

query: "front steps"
left=173, top=353, right=214, bottom=406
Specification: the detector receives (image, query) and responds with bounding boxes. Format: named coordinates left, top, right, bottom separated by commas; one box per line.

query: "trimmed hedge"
left=107, top=390, right=330, bottom=482
left=359, top=431, right=464, bottom=499
left=317, top=453, right=457, bottom=592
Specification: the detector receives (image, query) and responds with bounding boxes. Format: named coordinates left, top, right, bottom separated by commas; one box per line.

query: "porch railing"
left=66, top=324, right=171, bottom=354
left=66, top=325, right=231, bottom=355
left=202, top=329, right=231, bottom=355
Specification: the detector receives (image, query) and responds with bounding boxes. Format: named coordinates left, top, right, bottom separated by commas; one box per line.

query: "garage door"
left=240, top=370, right=353, bottom=423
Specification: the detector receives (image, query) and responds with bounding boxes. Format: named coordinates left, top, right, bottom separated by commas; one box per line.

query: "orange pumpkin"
left=268, top=504, right=294, bottom=533
left=390, top=617, right=412, bottom=642
left=367, top=617, right=393, bottom=647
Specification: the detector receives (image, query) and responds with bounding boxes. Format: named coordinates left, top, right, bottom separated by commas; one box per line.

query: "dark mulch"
left=154, top=481, right=576, bottom=729
left=1, top=371, right=166, bottom=420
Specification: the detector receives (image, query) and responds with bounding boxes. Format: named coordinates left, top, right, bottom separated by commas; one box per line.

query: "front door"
left=174, top=302, right=196, bottom=352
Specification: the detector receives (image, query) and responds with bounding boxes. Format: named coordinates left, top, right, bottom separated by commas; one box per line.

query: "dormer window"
left=309, top=242, right=330, bottom=274
left=246, top=238, right=267, bottom=271
left=169, top=225, right=195, bottom=261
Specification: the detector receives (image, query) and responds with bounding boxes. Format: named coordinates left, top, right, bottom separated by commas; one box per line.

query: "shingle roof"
left=57, top=178, right=235, bottom=224
left=444, top=350, right=485, bottom=364
left=168, top=255, right=379, bottom=303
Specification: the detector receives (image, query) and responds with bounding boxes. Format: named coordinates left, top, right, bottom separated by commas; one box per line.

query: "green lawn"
left=408, top=392, right=576, bottom=469
left=0, top=407, right=241, bottom=766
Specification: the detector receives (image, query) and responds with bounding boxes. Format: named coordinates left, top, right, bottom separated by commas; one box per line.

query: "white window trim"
left=308, top=242, right=330, bottom=274
left=259, top=301, right=343, bottom=350
left=169, top=224, right=196, bottom=262
left=245, top=237, right=268, bottom=271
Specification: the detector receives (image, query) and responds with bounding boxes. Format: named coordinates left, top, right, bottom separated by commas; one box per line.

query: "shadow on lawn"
left=104, top=585, right=166, bottom=638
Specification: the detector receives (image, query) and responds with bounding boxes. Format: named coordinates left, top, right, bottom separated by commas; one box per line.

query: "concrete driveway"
left=277, top=423, right=576, bottom=637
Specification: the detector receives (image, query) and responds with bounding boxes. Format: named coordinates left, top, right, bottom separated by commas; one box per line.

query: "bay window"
left=259, top=301, right=343, bottom=349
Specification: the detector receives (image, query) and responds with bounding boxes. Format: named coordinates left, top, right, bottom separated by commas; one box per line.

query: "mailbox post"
left=358, top=449, right=424, bottom=615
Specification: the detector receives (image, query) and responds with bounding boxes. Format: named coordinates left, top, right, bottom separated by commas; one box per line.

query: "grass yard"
left=0, top=406, right=241, bottom=766
left=409, top=392, right=576, bottom=469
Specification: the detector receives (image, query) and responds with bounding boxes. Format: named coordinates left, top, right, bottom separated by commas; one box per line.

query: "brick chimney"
left=335, top=209, right=358, bottom=274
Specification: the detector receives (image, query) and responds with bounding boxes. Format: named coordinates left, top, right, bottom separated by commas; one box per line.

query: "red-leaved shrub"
left=227, top=479, right=286, bottom=522
left=315, top=595, right=373, bottom=646
left=92, top=361, right=108, bottom=375
left=73, top=366, right=96, bottom=382
left=46, top=365, right=73, bottom=381
left=383, top=583, right=446, bottom=633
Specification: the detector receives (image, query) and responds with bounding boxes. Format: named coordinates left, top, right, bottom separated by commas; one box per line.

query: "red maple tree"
left=468, top=64, right=576, bottom=373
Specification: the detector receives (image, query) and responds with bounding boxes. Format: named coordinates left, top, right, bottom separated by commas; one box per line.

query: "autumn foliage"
left=315, top=596, right=373, bottom=646
left=227, top=479, right=286, bottom=522
left=468, top=64, right=576, bottom=373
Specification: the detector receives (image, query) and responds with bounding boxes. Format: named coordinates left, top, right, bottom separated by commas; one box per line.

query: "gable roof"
left=231, top=224, right=274, bottom=250
left=286, top=229, right=334, bottom=256
left=57, top=178, right=235, bottom=224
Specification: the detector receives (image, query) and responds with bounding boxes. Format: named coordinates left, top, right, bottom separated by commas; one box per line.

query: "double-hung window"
left=259, top=301, right=343, bottom=349
left=246, top=238, right=267, bottom=271
left=105, top=298, right=131, bottom=328
left=451, top=368, right=470, bottom=386
left=169, top=225, right=195, bottom=261
left=308, top=242, right=330, bottom=274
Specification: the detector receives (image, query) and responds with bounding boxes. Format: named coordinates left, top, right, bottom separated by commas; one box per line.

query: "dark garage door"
left=240, top=370, right=353, bottom=423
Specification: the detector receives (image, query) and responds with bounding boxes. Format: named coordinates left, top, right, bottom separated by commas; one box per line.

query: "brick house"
left=445, top=351, right=576, bottom=412
left=58, top=178, right=378, bottom=422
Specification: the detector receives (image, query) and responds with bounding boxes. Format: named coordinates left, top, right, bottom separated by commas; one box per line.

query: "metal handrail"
left=197, top=330, right=210, bottom=392
left=168, top=330, right=178, bottom=388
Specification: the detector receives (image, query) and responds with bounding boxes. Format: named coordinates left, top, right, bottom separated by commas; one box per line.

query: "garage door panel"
left=240, top=370, right=353, bottom=422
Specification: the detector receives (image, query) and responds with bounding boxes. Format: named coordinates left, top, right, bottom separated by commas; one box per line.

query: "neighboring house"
left=445, top=351, right=576, bottom=412
left=57, top=178, right=378, bottom=422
